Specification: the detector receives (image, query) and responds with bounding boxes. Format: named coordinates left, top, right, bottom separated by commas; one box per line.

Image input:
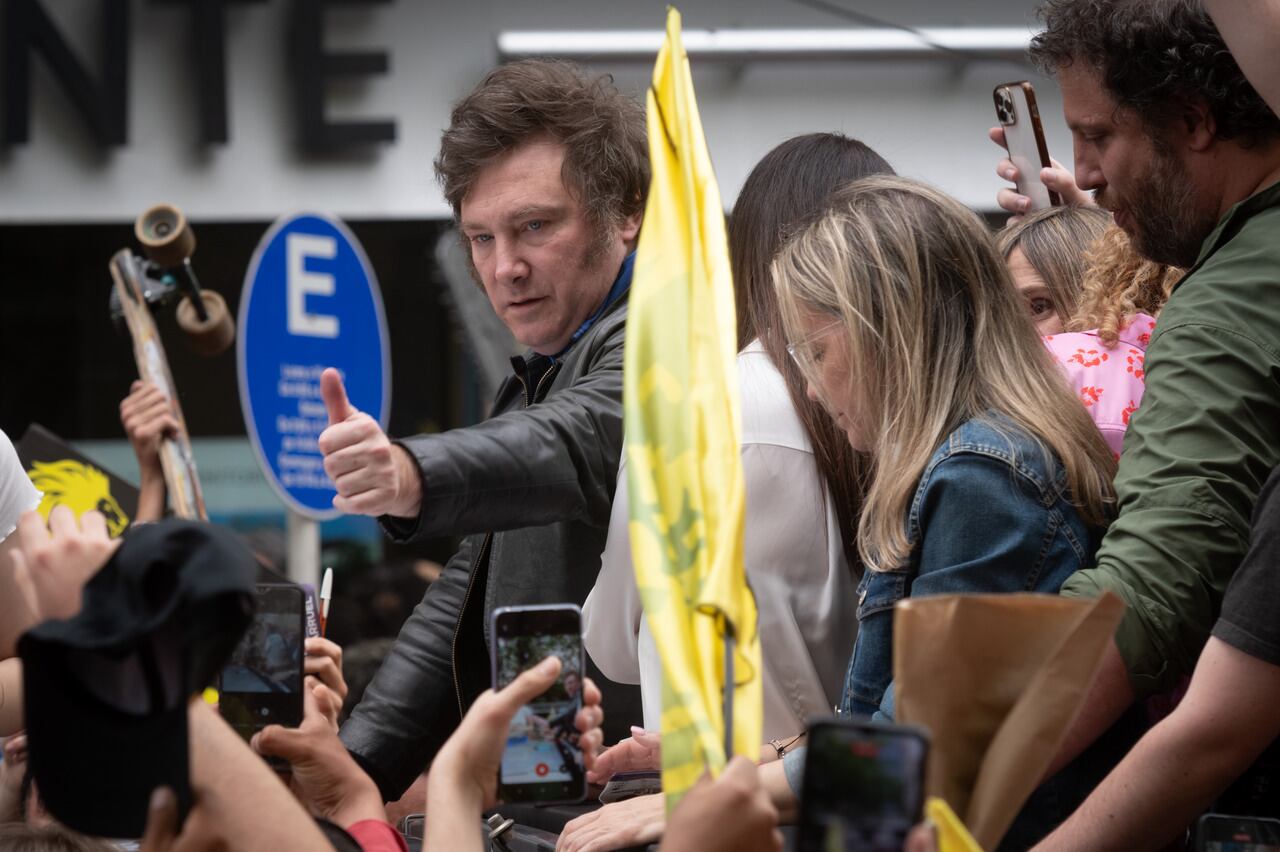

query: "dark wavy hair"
left=435, top=60, right=648, bottom=230
left=1030, top=0, right=1280, bottom=148
left=731, top=134, right=894, bottom=572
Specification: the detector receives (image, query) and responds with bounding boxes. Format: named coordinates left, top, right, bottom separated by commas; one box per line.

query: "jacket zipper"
left=450, top=363, right=558, bottom=717
left=531, top=364, right=558, bottom=405
left=452, top=531, right=493, bottom=719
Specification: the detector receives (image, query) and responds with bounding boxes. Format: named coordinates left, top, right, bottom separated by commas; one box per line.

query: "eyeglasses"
left=785, top=320, right=842, bottom=371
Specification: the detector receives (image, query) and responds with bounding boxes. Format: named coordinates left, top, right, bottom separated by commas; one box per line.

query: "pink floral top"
left=1043, top=313, right=1157, bottom=459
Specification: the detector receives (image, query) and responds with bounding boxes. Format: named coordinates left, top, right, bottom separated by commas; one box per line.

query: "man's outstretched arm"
left=1036, top=637, right=1280, bottom=851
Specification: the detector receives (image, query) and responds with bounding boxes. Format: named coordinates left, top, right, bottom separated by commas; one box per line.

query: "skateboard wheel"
left=177, top=290, right=235, bottom=356
left=135, top=204, right=196, bottom=268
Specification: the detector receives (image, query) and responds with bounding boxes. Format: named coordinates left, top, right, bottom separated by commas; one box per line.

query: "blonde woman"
left=771, top=176, right=1120, bottom=848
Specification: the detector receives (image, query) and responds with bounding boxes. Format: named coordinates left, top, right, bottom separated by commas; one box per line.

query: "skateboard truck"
left=108, top=204, right=235, bottom=357
left=485, top=814, right=516, bottom=851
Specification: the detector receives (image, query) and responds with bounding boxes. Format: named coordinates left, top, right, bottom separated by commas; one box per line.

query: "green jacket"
left=1062, top=180, right=1280, bottom=696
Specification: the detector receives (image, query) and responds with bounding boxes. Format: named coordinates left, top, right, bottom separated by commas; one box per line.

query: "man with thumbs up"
left=325, top=60, right=647, bottom=801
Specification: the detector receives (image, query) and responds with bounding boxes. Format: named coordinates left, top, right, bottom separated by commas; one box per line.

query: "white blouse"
left=583, top=341, right=857, bottom=740
left=0, top=429, right=40, bottom=542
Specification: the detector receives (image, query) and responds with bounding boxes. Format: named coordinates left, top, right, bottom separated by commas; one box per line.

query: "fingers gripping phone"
left=490, top=604, right=586, bottom=804
left=218, top=584, right=305, bottom=758
left=798, top=719, right=930, bottom=852
left=994, top=81, right=1061, bottom=212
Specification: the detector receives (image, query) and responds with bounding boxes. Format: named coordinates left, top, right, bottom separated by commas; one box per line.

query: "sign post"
left=237, top=213, right=389, bottom=584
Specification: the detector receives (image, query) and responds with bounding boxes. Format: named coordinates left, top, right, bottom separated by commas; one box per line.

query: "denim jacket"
left=841, top=415, right=1103, bottom=719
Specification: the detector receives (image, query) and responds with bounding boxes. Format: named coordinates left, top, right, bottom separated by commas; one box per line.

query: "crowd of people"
left=3, top=0, right=1280, bottom=849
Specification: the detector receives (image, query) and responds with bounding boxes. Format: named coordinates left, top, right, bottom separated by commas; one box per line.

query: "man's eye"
left=469, top=234, right=492, bottom=244
left=526, top=220, right=543, bottom=232
left=1029, top=297, right=1055, bottom=318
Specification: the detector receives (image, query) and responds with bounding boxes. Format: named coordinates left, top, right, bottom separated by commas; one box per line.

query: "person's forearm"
left=0, top=659, right=22, bottom=736
left=1036, top=716, right=1255, bottom=851
left=0, top=537, right=35, bottom=657
left=426, top=768, right=485, bottom=852
left=187, top=701, right=328, bottom=850
left=758, top=757, right=799, bottom=823
left=330, top=787, right=390, bottom=830
left=134, top=469, right=167, bottom=524
left=1045, top=640, right=1133, bottom=778
left=1204, top=0, right=1280, bottom=119
left=390, top=445, right=424, bottom=519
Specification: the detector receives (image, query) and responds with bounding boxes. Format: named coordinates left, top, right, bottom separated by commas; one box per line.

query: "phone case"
left=994, top=81, right=1061, bottom=211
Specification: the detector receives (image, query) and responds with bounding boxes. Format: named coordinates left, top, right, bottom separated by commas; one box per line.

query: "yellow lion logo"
left=26, top=460, right=130, bottom=538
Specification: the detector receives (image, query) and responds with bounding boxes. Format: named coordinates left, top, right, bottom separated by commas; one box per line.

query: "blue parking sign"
left=237, top=213, right=390, bottom=519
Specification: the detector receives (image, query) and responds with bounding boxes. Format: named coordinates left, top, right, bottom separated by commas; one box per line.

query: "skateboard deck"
left=108, top=249, right=208, bottom=520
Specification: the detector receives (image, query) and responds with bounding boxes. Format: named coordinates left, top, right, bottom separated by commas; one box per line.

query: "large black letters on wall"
left=0, top=0, right=398, bottom=150
left=2, top=0, right=129, bottom=145
left=157, top=0, right=268, bottom=145
left=289, top=0, right=398, bottom=150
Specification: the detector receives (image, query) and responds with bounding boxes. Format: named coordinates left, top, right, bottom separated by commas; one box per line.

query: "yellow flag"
left=927, top=797, right=985, bottom=852
left=624, top=6, right=763, bottom=810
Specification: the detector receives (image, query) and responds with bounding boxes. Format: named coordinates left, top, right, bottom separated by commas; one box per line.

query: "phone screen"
left=1198, top=815, right=1280, bottom=851
left=218, top=584, right=305, bottom=745
left=798, top=720, right=928, bottom=852
left=491, top=605, right=585, bottom=803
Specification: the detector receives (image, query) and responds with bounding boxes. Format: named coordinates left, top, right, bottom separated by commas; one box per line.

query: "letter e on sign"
left=238, top=213, right=390, bottom=519
left=287, top=233, right=339, bottom=338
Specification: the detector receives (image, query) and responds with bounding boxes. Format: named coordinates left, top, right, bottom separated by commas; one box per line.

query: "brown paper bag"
left=893, top=592, right=1124, bottom=850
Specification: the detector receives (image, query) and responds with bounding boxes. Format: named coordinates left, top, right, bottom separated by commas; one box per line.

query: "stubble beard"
left=1105, top=141, right=1218, bottom=269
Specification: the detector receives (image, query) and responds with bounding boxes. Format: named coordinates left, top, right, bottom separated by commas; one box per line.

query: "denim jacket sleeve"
left=847, top=429, right=1095, bottom=720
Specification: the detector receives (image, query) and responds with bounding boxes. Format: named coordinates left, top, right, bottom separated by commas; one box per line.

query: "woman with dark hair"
left=582, top=133, right=892, bottom=742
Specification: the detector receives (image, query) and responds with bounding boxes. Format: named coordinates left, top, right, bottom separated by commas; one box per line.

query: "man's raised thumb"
left=320, top=368, right=355, bottom=425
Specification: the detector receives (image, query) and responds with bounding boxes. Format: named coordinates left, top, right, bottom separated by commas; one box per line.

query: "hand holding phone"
left=797, top=719, right=930, bottom=852
left=490, top=604, right=588, bottom=804
left=993, top=81, right=1061, bottom=214
left=218, top=584, right=306, bottom=758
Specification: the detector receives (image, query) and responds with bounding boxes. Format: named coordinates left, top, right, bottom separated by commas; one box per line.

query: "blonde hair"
left=996, top=205, right=1112, bottom=324
left=772, top=176, right=1116, bottom=573
left=1068, top=224, right=1183, bottom=344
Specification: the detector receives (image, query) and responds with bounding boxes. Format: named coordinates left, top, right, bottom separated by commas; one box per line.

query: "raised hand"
left=587, top=726, right=661, bottom=784
left=317, top=368, right=422, bottom=518
left=658, top=758, right=783, bottom=852
left=120, top=381, right=180, bottom=479
left=9, top=507, right=120, bottom=622
left=989, top=126, right=1095, bottom=225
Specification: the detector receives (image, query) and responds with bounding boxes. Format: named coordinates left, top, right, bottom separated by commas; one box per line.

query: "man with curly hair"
left=1021, top=0, right=1280, bottom=832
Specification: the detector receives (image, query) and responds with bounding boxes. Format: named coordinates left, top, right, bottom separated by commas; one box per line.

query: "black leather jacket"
left=339, top=296, right=633, bottom=800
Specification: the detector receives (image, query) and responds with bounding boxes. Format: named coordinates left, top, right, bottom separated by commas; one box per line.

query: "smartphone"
left=994, top=81, right=1061, bottom=212
left=599, top=770, right=662, bottom=803
left=218, top=584, right=305, bottom=756
left=1195, top=814, right=1280, bottom=851
left=797, top=718, right=930, bottom=852
left=490, top=604, right=586, bottom=804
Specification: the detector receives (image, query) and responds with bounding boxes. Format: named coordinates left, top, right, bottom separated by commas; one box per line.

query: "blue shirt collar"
left=550, top=251, right=635, bottom=361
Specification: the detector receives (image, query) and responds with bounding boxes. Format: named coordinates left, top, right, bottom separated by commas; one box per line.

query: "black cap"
left=19, top=520, right=256, bottom=838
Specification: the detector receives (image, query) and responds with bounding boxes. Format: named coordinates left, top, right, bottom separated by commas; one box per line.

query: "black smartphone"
left=1195, top=814, right=1280, bottom=851
left=218, top=584, right=305, bottom=756
left=994, top=80, right=1062, bottom=212
left=797, top=718, right=930, bottom=852
left=490, top=604, right=586, bottom=804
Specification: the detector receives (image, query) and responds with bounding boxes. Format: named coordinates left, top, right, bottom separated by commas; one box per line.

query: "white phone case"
left=995, top=82, right=1056, bottom=212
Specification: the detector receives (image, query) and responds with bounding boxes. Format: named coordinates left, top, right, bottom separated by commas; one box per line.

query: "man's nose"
left=1074, top=148, right=1104, bottom=193
left=494, top=239, right=529, bottom=284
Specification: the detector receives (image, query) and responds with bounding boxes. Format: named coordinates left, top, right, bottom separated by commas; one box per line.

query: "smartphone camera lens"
left=997, top=89, right=1015, bottom=125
